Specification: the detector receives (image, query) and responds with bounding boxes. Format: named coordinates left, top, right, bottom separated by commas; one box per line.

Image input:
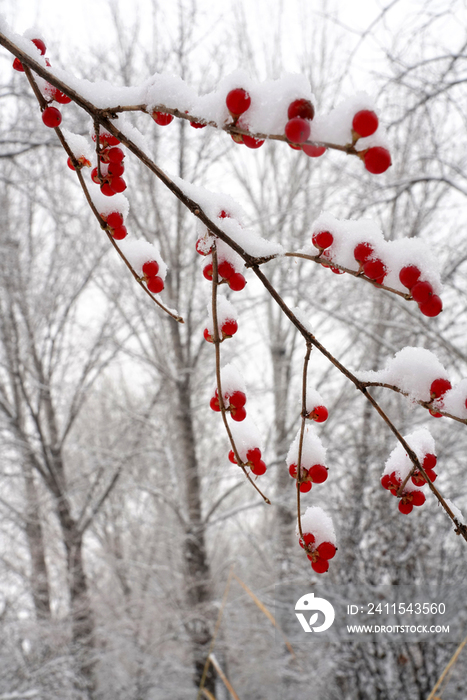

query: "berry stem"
left=285, top=252, right=412, bottom=300
left=211, top=245, right=271, bottom=505
left=296, top=341, right=313, bottom=544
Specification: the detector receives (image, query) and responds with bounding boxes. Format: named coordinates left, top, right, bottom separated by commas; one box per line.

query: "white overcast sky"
left=5, top=0, right=463, bottom=79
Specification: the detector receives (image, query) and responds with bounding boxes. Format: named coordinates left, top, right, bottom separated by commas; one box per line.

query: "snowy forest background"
left=0, top=0, right=467, bottom=698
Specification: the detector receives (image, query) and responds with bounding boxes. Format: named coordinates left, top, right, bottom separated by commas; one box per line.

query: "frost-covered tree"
left=1, top=1, right=467, bottom=698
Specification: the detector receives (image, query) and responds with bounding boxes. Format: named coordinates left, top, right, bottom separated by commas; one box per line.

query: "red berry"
left=110, top=176, right=127, bottom=194
left=142, top=260, right=160, bottom=278
left=100, top=182, right=115, bottom=197
left=226, top=88, right=251, bottom=116
left=231, top=133, right=244, bottom=144
left=352, top=110, right=378, bottom=137
left=309, top=405, right=328, bottom=422
left=411, top=280, right=433, bottom=303
left=190, top=121, right=206, bottom=129
left=108, top=162, right=125, bottom=177
left=381, top=474, right=391, bottom=490
left=147, top=276, right=164, bottom=294
left=246, top=447, right=262, bottom=465
left=308, top=464, right=328, bottom=484
left=302, top=144, right=326, bottom=157
left=399, top=501, right=413, bottom=515
left=285, top=117, right=311, bottom=144
left=423, top=453, right=437, bottom=470
left=221, top=318, right=238, bottom=338
left=13, top=57, right=24, bottom=72
left=363, top=147, right=391, bottom=174
left=419, top=295, right=442, bottom=317
left=228, top=450, right=237, bottom=464
left=111, top=225, right=127, bottom=240
left=317, top=542, right=336, bottom=560
left=411, top=472, right=425, bottom=487
left=229, top=390, right=246, bottom=409
left=91, top=167, right=101, bottom=184
left=302, top=533, right=315, bottom=547
left=288, top=99, right=315, bottom=121
left=399, top=265, right=421, bottom=289
left=354, top=242, right=374, bottom=263
left=430, top=378, right=451, bottom=399
left=228, top=273, right=246, bottom=291
left=251, top=460, right=267, bottom=476
left=203, top=263, right=213, bottom=281
left=230, top=405, right=246, bottom=422
left=218, top=260, right=235, bottom=279
left=311, top=558, right=329, bottom=574
left=107, top=212, right=124, bottom=228
left=42, top=106, right=62, bottom=128
left=429, top=408, right=443, bottom=418
left=32, top=38, right=47, bottom=55
left=53, top=89, right=72, bottom=104
left=152, top=111, right=174, bottom=126
left=288, top=464, right=298, bottom=478
left=67, top=157, right=75, bottom=170
left=107, top=147, right=125, bottom=163
left=411, top=491, right=426, bottom=507
left=288, top=143, right=302, bottom=151
left=363, top=258, right=387, bottom=282
left=210, top=396, right=221, bottom=412
left=243, top=135, right=264, bottom=149
left=203, top=328, right=213, bottom=343
left=312, top=231, right=333, bottom=250
left=299, top=481, right=312, bottom=493
left=425, top=468, right=437, bottom=483
left=196, top=239, right=212, bottom=256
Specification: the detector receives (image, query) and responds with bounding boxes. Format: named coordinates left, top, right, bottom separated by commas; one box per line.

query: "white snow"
left=118, top=239, right=167, bottom=279
left=229, top=416, right=262, bottom=461
left=355, top=347, right=448, bottom=403
left=298, top=506, right=336, bottom=545
left=304, top=212, right=442, bottom=294
left=382, top=427, right=435, bottom=487
left=286, top=425, right=327, bottom=468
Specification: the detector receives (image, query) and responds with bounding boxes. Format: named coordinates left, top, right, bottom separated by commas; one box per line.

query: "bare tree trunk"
left=22, top=457, right=51, bottom=621
left=170, top=321, right=216, bottom=693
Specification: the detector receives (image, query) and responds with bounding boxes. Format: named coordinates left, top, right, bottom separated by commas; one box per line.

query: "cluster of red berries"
left=204, top=318, right=238, bottom=343
left=142, top=259, right=164, bottom=294
left=411, top=453, right=438, bottom=486
left=352, top=109, right=391, bottom=175
left=289, top=462, right=328, bottom=492
left=12, top=37, right=46, bottom=72
left=427, top=377, right=451, bottom=417
left=312, top=230, right=443, bottom=317
left=299, top=532, right=337, bottom=574
left=225, top=89, right=264, bottom=149
left=13, top=38, right=71, bottom=129
left=100, top=210, right=128, bottom=242
left=197, top=211, right=247, bottom=295
left=399, top=265, right=443, bottom=318
left=381, top=470, right=428, bottom=514
left=284, top=99, right=326, bottom=158
left=228, top=446, right=267, bottom=476
left=210, top=388, right=247, bottom=421
left=91, top=133, right=127, bottom=197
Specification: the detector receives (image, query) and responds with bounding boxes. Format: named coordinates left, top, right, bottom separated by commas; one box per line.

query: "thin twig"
left=296, top=342, right=312, bottom=544
left=211, top=246, right=271, bottom=504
